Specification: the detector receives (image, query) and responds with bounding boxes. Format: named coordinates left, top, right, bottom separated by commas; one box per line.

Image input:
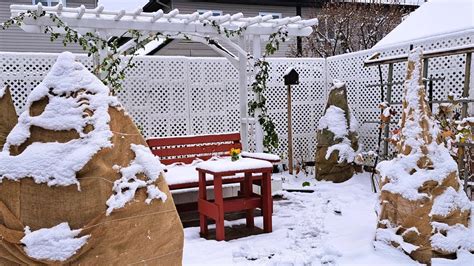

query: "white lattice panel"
left=1, top=30, right=472, bottom=166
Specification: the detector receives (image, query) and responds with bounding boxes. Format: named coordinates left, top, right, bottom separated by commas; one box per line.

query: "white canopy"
left=373, top=0, right=474, bottom=50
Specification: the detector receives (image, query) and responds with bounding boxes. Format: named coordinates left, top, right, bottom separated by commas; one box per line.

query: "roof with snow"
left=373, top=0, right=474, bottom=50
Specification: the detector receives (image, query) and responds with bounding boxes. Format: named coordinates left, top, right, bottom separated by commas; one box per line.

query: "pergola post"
left=238, top=36, right=249, bottom=151
left=252, top=34, right=264, bottom=152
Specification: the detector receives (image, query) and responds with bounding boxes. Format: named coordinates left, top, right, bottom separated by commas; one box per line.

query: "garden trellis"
left=9, top=3, right=318, bottom=152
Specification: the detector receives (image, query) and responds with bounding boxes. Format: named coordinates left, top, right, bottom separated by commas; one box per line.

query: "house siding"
left=155, top=0, right=306, bottom=57
left=0, top=0, right=96, bottom=53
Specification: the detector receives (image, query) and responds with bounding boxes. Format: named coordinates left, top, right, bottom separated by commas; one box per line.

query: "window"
left=33, top=0, right=65, bottom=6
left=197, top=10, right=223, bottom=17
left=259, top=12, right=282, bottom=19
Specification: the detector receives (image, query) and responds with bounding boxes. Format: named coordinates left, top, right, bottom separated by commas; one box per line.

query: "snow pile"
left=106, top=144, right=167, bottom=215
left=318, top=105, right=348, bottom=139
left=317, top=102, right=359, bottom=164
left=431, top=219, right=474, bottom=253
left=430, top=187, right=471, bottom=217
left=0, top=52, right=118, bottom=187
left=21, top=222, right=89, bottom=262
left=375, top=225, right=419, bottom=254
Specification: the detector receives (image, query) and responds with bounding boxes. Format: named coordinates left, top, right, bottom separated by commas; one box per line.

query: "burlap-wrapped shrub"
left=375, top=48, right=472, bottom=264
left=315, top=81, right=359, bottom=183
left=0, top=52, right=184, bottom=265
left=0, top=86, right=17, bottom=150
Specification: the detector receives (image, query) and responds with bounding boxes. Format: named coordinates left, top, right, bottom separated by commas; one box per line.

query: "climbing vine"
left=2, top=9, right=288, bottom=152
left=205, top=20, right=288, bottom=152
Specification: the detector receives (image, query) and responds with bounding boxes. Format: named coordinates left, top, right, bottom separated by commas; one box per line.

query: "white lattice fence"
left=1, top=30, right=472, bottom=165
left=327, top=30, right=474, bottom=162
left=0, top=53, right=326, bottom=162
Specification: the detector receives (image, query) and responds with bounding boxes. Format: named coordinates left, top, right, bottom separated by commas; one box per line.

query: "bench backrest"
left=147, top=132, right=242, bottom=165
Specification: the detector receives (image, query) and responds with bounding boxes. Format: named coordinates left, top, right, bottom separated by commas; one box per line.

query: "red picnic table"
left=196, top=157, right=273, bottom=241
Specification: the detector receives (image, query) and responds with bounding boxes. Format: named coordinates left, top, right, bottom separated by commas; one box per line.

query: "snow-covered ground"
left=183, top=172, right=474, bottom=265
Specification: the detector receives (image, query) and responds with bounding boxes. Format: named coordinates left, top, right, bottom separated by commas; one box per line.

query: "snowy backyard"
left=183, top=172, right=474, bottom=265
left=0, top=0, right=473, bottom=265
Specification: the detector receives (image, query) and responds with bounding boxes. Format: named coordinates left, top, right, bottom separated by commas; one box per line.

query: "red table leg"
left=262, top=170, right=272, bottom=233
left=198, top=170, right=208, bottom=237
left=244, top=172, right=254, bottom=228
left=213, top=174, right=225, bottom=241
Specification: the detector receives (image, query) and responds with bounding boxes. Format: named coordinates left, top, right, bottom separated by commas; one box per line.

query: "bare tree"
left=292, top=2, right=412, bottom=57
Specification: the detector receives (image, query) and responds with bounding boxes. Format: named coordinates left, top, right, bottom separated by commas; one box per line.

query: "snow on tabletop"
left=240, top=151, right=280, bottom=161
left=0, top=52, right=118, bottom=188
left=196, top=157, right=272, bottom=173
left=106, top=144, right=167, bottom=215
left=317, top=105, right=348, bottom=139
left=21, top=222, right=89, bottom=262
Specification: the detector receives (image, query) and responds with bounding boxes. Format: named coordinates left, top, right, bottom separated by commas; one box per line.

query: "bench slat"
left=151, top=143, right=242, bottom=158
left=147, top=132, right=241, bottom=147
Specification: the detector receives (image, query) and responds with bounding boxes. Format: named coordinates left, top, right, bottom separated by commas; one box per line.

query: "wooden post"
left=460, top=52, right=472, bottom=193
left=382, top=63, right=394, bottom=159
left=287, top=84, right=294, bottom=175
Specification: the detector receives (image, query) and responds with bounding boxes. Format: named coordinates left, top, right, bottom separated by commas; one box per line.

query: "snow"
left=430, top=186, right=471, bottom=217
left=97, top=0, right=149, bottom=11
left=196, top=157, right=272, bottom=173
left=0, top=85, right=5, bottom=98
left=240, top=151, right=280, bottom=162
left=135, top=38, right=166, bottom=56
left=0, top=52, right=118, bottom=188
left=431, top=218, right=474, bottom=253
left=284, top=67, right=295, bottom=76
left=326, top=138, right=356, bottom=163
left=375, top=225, right=419, bottom=254
left=332, top=79, right=345, bottom=89
left=21, top=222, right=89, bottom=262
left=183, top=172, right=474, bottom=265
left=318, top=96, right=359, bottom=164
left=318, top=105, right=348, bottom=139
left=373, top=0, right=474, bottom=49
left=106, top=144, right=167, bottom=215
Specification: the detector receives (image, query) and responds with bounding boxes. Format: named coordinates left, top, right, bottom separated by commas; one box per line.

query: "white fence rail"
left=1, top=30, right=472, bottom=164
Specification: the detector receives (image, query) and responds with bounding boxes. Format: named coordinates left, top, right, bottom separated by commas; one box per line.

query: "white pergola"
left=10, top=3, right=318, bottom=152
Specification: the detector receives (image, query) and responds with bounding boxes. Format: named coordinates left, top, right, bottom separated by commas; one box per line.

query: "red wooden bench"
left=146, top=132, right=279, bottom=190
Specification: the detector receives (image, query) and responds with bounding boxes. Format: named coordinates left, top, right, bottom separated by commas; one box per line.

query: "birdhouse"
left=284, top=68, right=299, bottom=85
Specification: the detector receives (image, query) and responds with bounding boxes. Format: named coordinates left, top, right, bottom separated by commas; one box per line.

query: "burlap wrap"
left=376, top=49, right=471, bottom=265
left=0, top=103, right=184, bottom=265
left=315, top=84, right=358, bottom=183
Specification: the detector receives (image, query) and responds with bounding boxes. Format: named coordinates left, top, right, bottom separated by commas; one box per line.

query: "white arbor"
left=10, top=3, right=318, bottom=152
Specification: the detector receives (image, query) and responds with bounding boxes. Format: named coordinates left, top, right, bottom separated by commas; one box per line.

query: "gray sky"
left=97, top=0, right=149, bottom=11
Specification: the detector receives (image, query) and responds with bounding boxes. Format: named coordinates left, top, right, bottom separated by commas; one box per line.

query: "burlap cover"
left=0, top=103, right=184, bottom=264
